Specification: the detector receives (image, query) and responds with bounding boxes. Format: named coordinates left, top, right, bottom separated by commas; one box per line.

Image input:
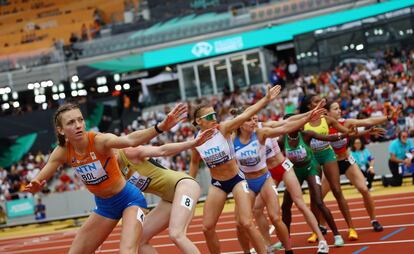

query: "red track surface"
left=1, top=192, right=414, bottom=254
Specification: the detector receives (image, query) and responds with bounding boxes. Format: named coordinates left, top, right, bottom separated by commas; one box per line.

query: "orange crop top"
left=66, top=132, right=123, bottom=194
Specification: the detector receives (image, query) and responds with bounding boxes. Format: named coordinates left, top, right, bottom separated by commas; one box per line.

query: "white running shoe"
left=334, top=235, right=344, bottom=247
left=270, top=241, right=283, bottom=250
left=317, top=240, right=329, bottom=253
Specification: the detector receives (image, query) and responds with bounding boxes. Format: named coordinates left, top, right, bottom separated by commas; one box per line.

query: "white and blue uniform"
left=195, top=128, right=245, bottom=193
left=234, top=131, right=271, bottom=194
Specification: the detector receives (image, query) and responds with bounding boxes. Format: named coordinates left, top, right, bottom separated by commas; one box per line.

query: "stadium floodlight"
left=97, top=76, right=107, bottom=85
left=59, top=93, right=66, bottom=99
left=47, top=80, right=54, bottom=87
left=70, top=82, right=77, bottom=90
left=59, top=84, right=65, bottom=92
left=0, top=88, right=4, bottom=95
left=97, top=86, right=109, bottom=93
left=41, top=81, right=48, bottom=88
left=52, top=86, right=58, bottom=93
left=52, top=94, right=59, bottom=100
left=42, top=103, right=48, bottom=110
left=2, top=94, right=8, bottom=101
left=35, top=95, right=46, bottom=104
left=13, top=101, right=19, bottom=108
left=34, top=82, right=40, bottom=89
left=115, top=84, right=122, bottom=91
left=2, top=103, right=10, bottom=110
left=27, top=83, right=34, bottom=90
left=4, top=87, right=11, bottom=94
left=123, top=83, right=130, bottom=90
left=71, top=90, right=78, bottom=97
left=356, top=44, right=364, bottom=51
left=77, top=82, right=84, bottom=89
left=34, top=89, right=40, bottom=96
left=71, top=75, right=79, bottom=83
left=78, top=89, right=87, bottom=96
left=12, top=92, right=18, bottom=100
left=114, top=73, right=121, bottom=82
left=350, top=44, right=355, bottom=49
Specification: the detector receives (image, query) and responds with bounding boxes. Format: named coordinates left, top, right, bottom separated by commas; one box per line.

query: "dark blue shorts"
left=246, top=171, right=271, bottom=194
left=94, top=181, right=147, bottom=220
left=211, top=172, right=246, bottom=194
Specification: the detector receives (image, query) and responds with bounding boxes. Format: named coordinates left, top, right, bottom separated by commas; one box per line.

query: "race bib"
left=348, top=155, right=356, bottom=165
left=282, top=159, right=294, bottom=171
left=74, top=160, right=108, bottom=185
left=127, top=172, right=151, bottom=191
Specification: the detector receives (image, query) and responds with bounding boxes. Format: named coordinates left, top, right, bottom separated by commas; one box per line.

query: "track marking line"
left=380, top=227, right=406, bottom=240
left=353, top=246, right=369, bottom=254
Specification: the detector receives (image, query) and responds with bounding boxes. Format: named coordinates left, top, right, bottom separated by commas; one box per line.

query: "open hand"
left=194, top=128, right=215, bottom=147
left=369, top=127, right=386, bottom=137
left=265, top=85, right=281, bottom=102
left=158, top=103, right=188, bottom=132
left=24, top=179, right=46, bottom=194
left=309, top=108, right=327, bottom=122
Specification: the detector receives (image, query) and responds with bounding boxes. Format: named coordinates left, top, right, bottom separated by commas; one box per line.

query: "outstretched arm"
left=220, top=85, right=281, bottom=134
left=24, top=147, right=66, bottom=193
left=127, top=128, right=215, bottom=158
left=344, top=117, right=388, bottom=128
left=303, top=130, right=345, bottom=142
left=99, top=103, right=187, bottom=150
left=325, top=115, right=351, bottom=134
left=260, top=108, right=326, bottom=139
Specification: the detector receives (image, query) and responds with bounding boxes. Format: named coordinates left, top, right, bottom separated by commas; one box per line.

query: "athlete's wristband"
left=154, top=122, right=163, bottom=133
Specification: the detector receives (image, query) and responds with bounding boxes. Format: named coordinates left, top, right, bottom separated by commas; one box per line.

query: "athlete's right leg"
left=139, top=201, right=171, bottom=254
left=261, top=177, right=291, bottom=251
left=283, top=170, right=325, bottom=242
left=68, top=213, right=118, bottom=254
left=253, top=194, right=272, bottom=246
left=307, top=175, right=341, bottom=237
left=168, top=179, right=201, bottom=254
left=202, top=185, right=227, bottom=254
left=233, top=181, right=267, bottom=254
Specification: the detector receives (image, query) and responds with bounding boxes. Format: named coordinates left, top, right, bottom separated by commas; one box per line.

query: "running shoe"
left=319, top=225, right=328, bottom=235
left=307, top=232, right=318, bottom=243
left=372, top=220, right=383, bottom=232
left=317, top=240, right=329, bottom=254
left=334, top=235, right=344, bottom=247
left=270, top=241, right=283, bottom=250
left=348, top=228, right=358, bottom=241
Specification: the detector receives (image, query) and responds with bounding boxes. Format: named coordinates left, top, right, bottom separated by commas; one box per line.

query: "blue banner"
left=6, top=198, right=35, bottom=218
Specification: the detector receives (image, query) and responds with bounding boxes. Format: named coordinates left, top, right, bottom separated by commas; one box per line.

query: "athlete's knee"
left=268, top=211, right=282, bottom=226
left=202, top=223, right=216, bottom=235
left=330, top=185, right=344, bottom=197
left=358, top=184, right=369, bottom=196
left=119, top=241, right=137, bottom=254
left=237, top=217, right=254, bottom=230
left=169, top=228, right=185, bottom=244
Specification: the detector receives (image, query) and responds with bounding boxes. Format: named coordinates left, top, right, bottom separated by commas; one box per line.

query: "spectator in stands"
left=81, top=24, right=88, bottom=41
left=34, top=198, right=46, bottom=220
left=287, top=57, right=298, bottom=80
left=0, top=205, right=6, bottom=225
left=350, top=137, right=376, bottom=190
left=383, top=130, right=414, bottom=186
left=0, top=167, right=7, bottom=181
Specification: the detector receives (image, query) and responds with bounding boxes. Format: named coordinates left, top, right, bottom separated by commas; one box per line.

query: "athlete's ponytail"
left=53, top=102, right=81, bottom=147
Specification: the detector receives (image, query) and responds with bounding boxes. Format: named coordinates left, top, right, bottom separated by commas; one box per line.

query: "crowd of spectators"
left=2, top=47, right=414, bottom=200
left=0, top=150, right=84, bottom=202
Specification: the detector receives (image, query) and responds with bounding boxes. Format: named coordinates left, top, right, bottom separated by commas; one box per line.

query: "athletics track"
left=1, top=181, right=413, bottom=254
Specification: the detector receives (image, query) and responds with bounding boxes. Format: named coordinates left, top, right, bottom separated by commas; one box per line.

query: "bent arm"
left=303, top=130, right=344, bottom=142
